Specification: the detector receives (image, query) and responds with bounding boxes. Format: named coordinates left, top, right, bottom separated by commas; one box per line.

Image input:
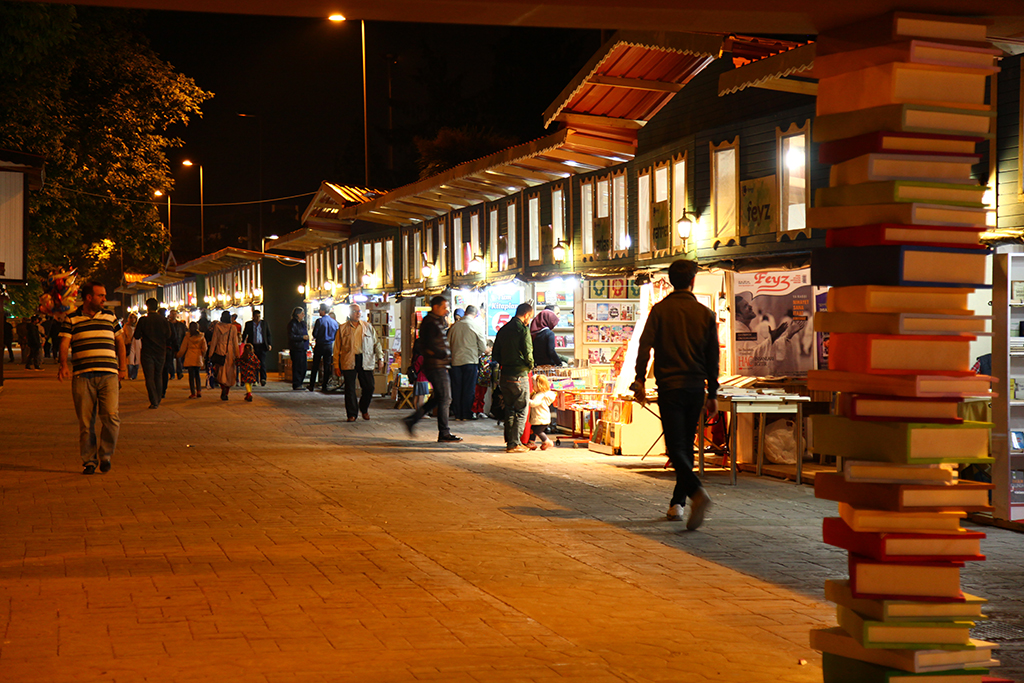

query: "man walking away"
left=242, top=309, right=272, bottom=386
left=134, top=298, right=170, bottom=409
left=403, top=295, right=462, bottom=443
left=448, top=304, right=486, bottom=421
left=25, top=315, right=42, bottom=369
left=631, top=259, right=718, bottom=531
left=58, top=281, right=126, bottom=474
left=334, top=303, right=383, bottom=422
left=288, top=307, right=309, bottom=390
left=3, top=318, right=13, bottom=362
left=308, top=303, right=338, bottom=392
left=492, top=302, right=534, bottom=452
left=167, top=310, right=187, bottom=381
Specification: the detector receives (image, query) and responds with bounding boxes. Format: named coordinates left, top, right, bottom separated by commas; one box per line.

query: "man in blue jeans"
left=631, top=259, right=719, bottom=530
left=308, top=304, right=339, bottom=392
left=58, top=282, right=127, bottom=474
left=492, top=302, right=535, bottom=453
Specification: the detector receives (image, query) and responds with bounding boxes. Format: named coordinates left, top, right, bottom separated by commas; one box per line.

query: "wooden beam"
left=490, top=165, right=562, bottom=183
left=556, top=112, right=646, bottom=131
left=753, top=77, right=818, bottom=96
left=361, top=212, right=407, bottom=227
left=565, top=131, right=637, bottom=156
left=448, top=179, right=507, bottom=198
left=372, top=207, right=432, bottom=221
left=478, top=171, right=531, bottom=189
left=515, top=158, right=577, bottom=176
left=396, top=196, right=454, bottom=211
left=542, top=148, right=612, bottom=169
left=389, top=200, right=444, bottom=218
left=589, top=74, right=683, bottom=93
left=423, top=191, right=476, bottom=208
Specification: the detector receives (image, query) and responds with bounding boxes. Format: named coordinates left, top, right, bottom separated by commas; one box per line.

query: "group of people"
left=3, top=315, right=62, bottom=369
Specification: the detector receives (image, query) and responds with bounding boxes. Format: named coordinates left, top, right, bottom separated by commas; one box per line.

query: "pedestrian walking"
left=242, top=309, right=272, bottom=386
left=124, top=313, right=141, bottom=380
left=631, top=259, right=718, bottom=530
left=3, top=317, right=13, bottom=362
left=526, top=374, right=556, bottom=451
left=57, top=281, right=126, bottom=475
left=167, top=310, right=187, bottom=382
left=133, top=298, right=170, bottom=408
left=236, top=343, right=260, bottom=402
left=403, top=295, right=462, bottom=443
left=334, top=303, right=382, bottom=422
left=25, top=315, right=42, bottom=369
left=530, top=308, right=564, bottom=367
left=447, top=304, right=486, bottom=421
left=48, top=315, right=62, bottom=364
left=177, top=321, right=207, bottom=398
left=308, top=303, right=338, bottom=392
left=492, top=302, right=534, bottom=452
left=288, top=307, right=309, bottom=390
left=42, top=316, right=54, bottom=359
left=208, top=311, right=239, bottom=401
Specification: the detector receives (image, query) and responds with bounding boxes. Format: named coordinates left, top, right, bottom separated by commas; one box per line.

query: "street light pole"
left=362, top=19, right=369, bottom=188
left=237, top=112, right=263, bottom=242
left=183, top=160, right=205, bottom=253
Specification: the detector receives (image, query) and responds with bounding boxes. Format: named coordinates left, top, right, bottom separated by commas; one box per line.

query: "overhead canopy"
left=267, top=226, right=353, bottom=252
left=718, top=43, right=818, bottom=97
left=176, top=247, right=267, bottom=275
left=142, top=270, right=188, bottom=286
left=301, top=182, right=385, bottom=228
left=543, top=31, right=724, bottom=130
left=114, top=273, right=159, bottom=295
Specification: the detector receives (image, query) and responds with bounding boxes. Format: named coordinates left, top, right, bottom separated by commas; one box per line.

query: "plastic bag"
left=764, top=418, right=800, bottom=464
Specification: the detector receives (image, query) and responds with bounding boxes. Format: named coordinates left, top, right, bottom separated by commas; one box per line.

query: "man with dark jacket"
left=403, top=295, right=462, bottom=443
left=308, top=304, right=338, bottom=392
left=492, top=302, right=534, bottom=452
left=631, top=259, right=719, bottom=530
left=165, top=310, right=187, bottom=390
left=134, top=298, right=171, bottom=409
left=242, top=309, right=273, bottom=386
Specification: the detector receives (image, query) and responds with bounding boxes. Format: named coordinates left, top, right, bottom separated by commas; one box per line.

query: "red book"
left=849, top=554, right=965, bottom=601
left=825, top=223, right=987, bottom=249
left=819, top=131, right=984, bottom=165
left=823, top=517, right=986, bottom=562
left=829, top=334, right=974, bottom=376
left=816, top=472, right=992, bottom=512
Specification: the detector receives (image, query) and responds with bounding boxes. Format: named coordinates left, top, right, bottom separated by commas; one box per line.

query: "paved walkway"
left=1, top=365, right=1021, bottom=682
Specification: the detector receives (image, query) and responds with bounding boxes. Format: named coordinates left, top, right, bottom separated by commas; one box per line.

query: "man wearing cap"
left=631, top=259, right=719, bottom=530
left=308, top=303, right=339, bottom=392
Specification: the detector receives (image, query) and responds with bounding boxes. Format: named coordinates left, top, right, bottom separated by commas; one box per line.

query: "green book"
left=837, top=605, right=974, bottom=649
left=822, top=652, right=987, bottom=683
left=815, top=181, right=987, bottom=208
left=811, top=415, right=993, bottom=465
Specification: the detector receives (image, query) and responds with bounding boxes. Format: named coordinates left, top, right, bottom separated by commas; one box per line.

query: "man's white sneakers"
left=666, top=504, right=684, bottom=521
left=686, top=488, right=712, bottom=531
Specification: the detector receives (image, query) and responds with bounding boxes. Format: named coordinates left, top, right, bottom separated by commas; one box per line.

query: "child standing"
left=177, top=322, right=208, bottom=398
left=236, top=343, right=261, bottom=402
left=527, top=374, right=557, bottom=451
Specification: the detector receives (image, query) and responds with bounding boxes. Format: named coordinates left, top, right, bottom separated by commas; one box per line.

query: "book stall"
left=803, top=12, right=1005, bottom=682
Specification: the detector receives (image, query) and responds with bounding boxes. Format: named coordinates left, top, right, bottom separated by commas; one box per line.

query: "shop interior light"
left=253, top=287, right=262, bottom=297
left=323, top=280, right=335, bottom=291
left=298, top=284, right=306, bottom=295
left=421, top=254, right=434, bottom=279
left=552, top=239, right=567, bottom=263
left=468, top=254, right=484, bottom=274
left=234, top=290, right=243, bottom=299
left=785, top=146, right=804, bottom=173
left=361, top=271, right=374, bottom=287
left=676, top=210, right=697, bottom=242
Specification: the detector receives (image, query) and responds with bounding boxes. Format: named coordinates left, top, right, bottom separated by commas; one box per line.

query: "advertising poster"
left=739, top=175, right=777, bottom=236
left=487, top=287, right=522, bottom=336
left=733, top=268, right=816, bottom=377
left=815, top=290, right=829, bottom=370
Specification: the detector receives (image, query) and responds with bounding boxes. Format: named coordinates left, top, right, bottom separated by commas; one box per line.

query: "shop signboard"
left=593, top=216, right=611, bottom=260
left=732, top=268, right=816, bottom=377
left=651, top=201, right=670, bottom=251
left=739, top=175, right=776, bottom=236
left=487, top=286, right=522, bottom=337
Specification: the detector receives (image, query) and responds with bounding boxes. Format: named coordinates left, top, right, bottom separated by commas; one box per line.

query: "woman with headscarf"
left=124, top=312, right=142, bottom=380
left=208, top=311, right=240, bottom=400
left=530, top=308, right=563, bottom=367
left=288, top=307, right=310, bottom=390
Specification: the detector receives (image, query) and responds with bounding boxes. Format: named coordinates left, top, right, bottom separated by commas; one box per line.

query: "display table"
left=699, top=393, right=811, bottom=485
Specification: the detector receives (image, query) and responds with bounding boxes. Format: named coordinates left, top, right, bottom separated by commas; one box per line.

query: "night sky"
left=141, top=11, right=600, bottom=259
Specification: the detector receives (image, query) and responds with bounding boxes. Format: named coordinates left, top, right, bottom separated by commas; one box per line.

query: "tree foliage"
left=0, top=3, right=211, bottom=315
left=414, top=125, right=518, bottom=180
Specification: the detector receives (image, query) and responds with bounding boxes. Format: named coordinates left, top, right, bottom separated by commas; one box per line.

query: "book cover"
left=828, top=334, right=973, bottom=375
left=820, top=134, right=983, bottom=166
left=809, top=203, right=988, bottom=229
left=840, top=503, right=966, bottom=534
left=849, top=554, right=964, bottom=600
left=812, top=415, right=992, bottom=464
left=812, top=246, right=989, bottom=289
left=816, top=181, right=986, bottom=209
left=817, top=62, right=990, bottom=117
left=815, top=11, right=990, bottom=53
left=825, top=224, right=987, bottom=250
left=830, top=153, right=980, bottom=187
left=843, top=461, right=959, bottom=486
left=828, top=285, right=970, bottom=314
left=817, top=312, right=988, bottom=338
left=821, top=652, right=986, bottom=683
left=817, top=473, right=992, bottom=512
left=608, top=278, right=626, bottom=299
left=813, top=38, right=1000, bottom=79
left=837, top=605, right=975, bottom=649
left=825, top=580, right=987, bottom=622
left=823, top=517, right=986, bottom=561
left=813, top=104, right=995, bottom=143
left=808, top=370, right=993, bottom=398
left=836, top=393, right=964, bottom=422
left=810, top=627, right=997, bottom=673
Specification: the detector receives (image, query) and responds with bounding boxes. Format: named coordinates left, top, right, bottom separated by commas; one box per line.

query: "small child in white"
left=527, top=374, right=557, bottom=451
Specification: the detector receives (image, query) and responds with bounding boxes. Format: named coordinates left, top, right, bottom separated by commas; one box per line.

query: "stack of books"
left=805, top=11, right=1003, bottom=683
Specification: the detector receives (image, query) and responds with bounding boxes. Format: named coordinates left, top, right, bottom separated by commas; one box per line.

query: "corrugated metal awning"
left=718, top=42, right=818, bottom=96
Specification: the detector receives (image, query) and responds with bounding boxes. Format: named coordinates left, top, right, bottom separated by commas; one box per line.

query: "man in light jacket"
left=334, top=303, right=383, bottom=422
left=447, top=305, right=486, bottom=421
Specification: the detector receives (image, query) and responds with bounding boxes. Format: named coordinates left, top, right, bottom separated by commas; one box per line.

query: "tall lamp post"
left=181, top=160, right=204, bottom=253
left=237, top=112, right=263, bottom=242
left=329, top=14, right=369, bottom=187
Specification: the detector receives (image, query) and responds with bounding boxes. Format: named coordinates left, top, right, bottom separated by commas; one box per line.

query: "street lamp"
left=237, top=112, right=263, bottom=242
left=261, top=234, right=279, bottom=253
left=552, top=238, right=567, bottom=263
left=153, top=189, right=171, bottom=239
left=182, top=160, right=204, bottom=253
left=329, top=14, right=369, bottom=187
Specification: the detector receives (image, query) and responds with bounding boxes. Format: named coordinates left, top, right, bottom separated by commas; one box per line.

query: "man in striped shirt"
left=58, top=282, right=127, bottom=475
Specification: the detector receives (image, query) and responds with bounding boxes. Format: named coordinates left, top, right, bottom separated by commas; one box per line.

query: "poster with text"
left=487, top=287, right=522, bottom=337
left=733, top=268, right=816, bottom=377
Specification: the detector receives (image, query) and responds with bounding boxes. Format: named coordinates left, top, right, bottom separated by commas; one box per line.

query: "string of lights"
left=42, top=184, right=316, bottom=207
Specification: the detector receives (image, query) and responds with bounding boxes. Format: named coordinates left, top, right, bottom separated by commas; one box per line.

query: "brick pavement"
left=0, top=365, right=1021, bottom=682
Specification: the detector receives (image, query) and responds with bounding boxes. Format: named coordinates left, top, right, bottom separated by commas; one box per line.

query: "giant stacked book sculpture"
left=806, top=11, right=1003, bottom=683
